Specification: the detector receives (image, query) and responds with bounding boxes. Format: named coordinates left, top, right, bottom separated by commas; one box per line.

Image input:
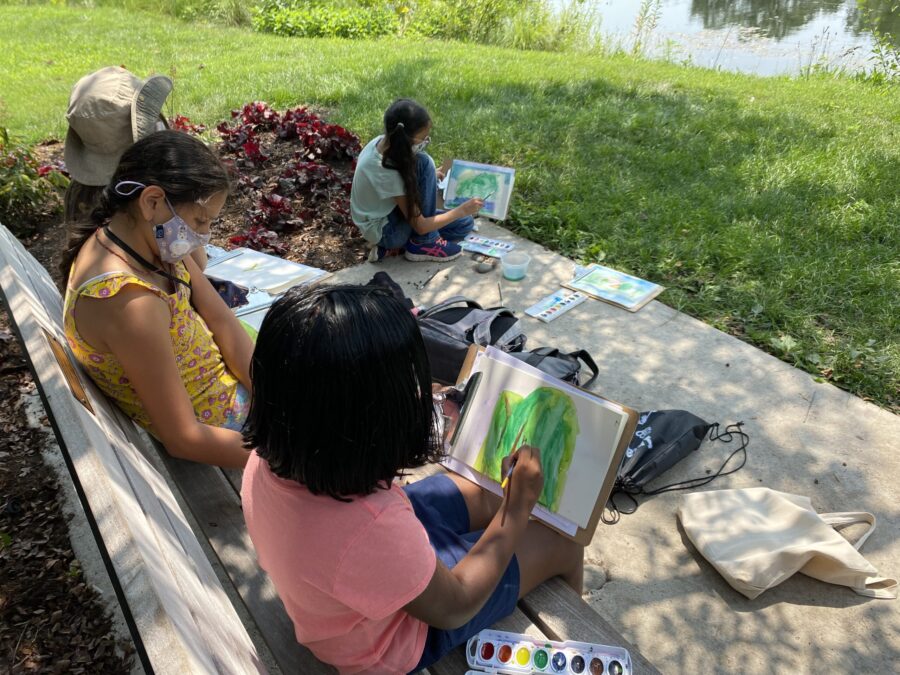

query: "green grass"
left=1, top=5, right=898, bottom=410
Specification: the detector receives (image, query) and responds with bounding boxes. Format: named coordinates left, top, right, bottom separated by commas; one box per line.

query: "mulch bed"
left=0, top=311, right=133, bottom=673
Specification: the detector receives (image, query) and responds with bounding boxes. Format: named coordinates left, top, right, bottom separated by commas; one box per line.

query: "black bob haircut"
left=243, top=284, right=443, bottom=500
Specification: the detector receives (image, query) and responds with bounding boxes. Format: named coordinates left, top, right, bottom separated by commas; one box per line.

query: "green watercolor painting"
left=473, top=387, right=579, bottom=512
left=455, top=169, right=501, bottom=200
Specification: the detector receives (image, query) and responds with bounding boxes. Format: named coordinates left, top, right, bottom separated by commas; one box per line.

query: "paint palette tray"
left=465, top=629, right=631, bottom=675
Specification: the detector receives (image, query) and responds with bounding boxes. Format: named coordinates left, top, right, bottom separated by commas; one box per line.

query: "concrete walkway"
left=331, top=221, right=899, bottom=674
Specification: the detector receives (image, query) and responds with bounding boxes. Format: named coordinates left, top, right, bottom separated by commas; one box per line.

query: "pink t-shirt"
left=242, top=452, right=437, bottom=674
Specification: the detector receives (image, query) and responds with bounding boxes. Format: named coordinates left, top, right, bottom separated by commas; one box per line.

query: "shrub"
left=250, top=0, right=603, bottom=52
left=0, top=128, right=69, bottom=234
left=252, top=0, right=398, bottom=39
left=275, top=107, right=361, bottom=161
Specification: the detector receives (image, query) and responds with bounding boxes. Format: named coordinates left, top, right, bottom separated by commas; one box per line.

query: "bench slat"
left=162, top=458, right=337, bottom=674
left=0, top=225, right=266, bottom=674
left=520, top=577, right=660, bottom=674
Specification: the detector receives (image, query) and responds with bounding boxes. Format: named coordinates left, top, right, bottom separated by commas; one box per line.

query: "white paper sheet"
left=445, top=347, right=628, bottom=530
left=203, top=247, right=328, bottom=294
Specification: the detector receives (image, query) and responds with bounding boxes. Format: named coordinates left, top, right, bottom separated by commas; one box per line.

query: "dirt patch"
left=0, top=312, right=133, bottom=673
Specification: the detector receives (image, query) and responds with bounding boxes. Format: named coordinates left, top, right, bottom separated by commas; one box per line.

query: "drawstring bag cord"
left=602, top=422, right=750, bottom=525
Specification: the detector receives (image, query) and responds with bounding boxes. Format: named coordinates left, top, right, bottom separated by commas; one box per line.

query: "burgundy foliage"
left=214, top=102, right=362, bottom=254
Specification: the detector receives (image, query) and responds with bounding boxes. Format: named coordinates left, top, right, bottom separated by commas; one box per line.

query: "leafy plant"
left=275, top=107, right=361, bottom=161
left=278, top=160, right=344, bottom=202
left=227, top=224, right=287, bottom=254
left=0, top=127, right=69, bottom=232
left=232, top=101, right=281, bottom=132
left=170, top=114, right=207, bottom=136
left=252, top=0, right=398, bottom=39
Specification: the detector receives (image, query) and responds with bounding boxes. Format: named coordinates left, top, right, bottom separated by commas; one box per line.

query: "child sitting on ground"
left=350, top=98, right=483, bottom=263
left=242, top=285, right=584, bottom=673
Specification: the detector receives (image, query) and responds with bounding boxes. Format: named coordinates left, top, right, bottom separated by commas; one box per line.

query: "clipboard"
left=445, top=345, right=637, bottom=545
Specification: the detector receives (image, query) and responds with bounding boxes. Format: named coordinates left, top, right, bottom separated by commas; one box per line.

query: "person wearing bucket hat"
left=65, top=66, right=172, bottom=188
left=62, top=66, right=208, bottom=268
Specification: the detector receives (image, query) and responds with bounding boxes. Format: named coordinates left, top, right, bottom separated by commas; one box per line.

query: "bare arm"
left=99, top=288, right=250, bottom=467
left=394, top=195, right=483, bottom=236
left=183, top=255, right=253, bottom=390
left=403, top=447, right=543, bottom=629
left=190, top=246, right=208, bottom=270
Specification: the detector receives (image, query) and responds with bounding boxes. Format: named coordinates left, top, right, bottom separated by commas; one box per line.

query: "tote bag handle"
left=819, top=511, right=898, bottom=599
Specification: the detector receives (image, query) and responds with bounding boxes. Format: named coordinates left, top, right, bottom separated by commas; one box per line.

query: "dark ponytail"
left=59, top=130, right=230, bottom=286
left=381, top=99, right=430, bottom=221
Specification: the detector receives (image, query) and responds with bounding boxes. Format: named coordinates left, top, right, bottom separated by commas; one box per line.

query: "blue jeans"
left=378, top=152, right=475, bottom=249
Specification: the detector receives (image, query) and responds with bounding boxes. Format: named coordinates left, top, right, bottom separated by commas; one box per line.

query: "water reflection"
left=690, top=0, right=898, bottom=45
left=690, top=0, right=845, bottom=40
left=846, top=0, right=900, bottom=45
left=584, top=0, right=899, bottom=74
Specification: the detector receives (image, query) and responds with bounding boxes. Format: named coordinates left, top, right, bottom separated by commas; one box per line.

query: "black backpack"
left=418, top=296, right=526, bottom=384
left=511, top=347, right=599, bottom=388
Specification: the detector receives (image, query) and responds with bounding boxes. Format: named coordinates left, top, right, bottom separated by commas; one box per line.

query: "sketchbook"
left=564, top=263, right=664, bottom=313
left=443, top=347, right=637, bottom=545
left=205, top=247, right=330, bottom=297
left=443, top=160, right=515, bottom=220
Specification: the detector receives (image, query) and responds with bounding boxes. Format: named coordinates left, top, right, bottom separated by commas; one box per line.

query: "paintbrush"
left=500, top=425, right=526, bottom=490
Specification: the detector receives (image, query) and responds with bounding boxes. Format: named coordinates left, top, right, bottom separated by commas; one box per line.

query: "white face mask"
left=411, top=136, right=431, bottom=154
left=154, top=201, right=211, bottom=263
left=114, top=181, right=212, bottom=263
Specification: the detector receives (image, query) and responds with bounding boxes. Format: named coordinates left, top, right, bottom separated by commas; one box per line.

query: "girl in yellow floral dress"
left=61, top=130, right=252, bottom=468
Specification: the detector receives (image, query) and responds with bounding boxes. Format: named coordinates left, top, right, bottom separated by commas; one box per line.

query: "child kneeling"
left=242, top=285, right=584, bottom=674
left=350, top=99, right=483, bottom=263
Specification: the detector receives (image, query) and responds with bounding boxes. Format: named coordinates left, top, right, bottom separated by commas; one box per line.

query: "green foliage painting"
left=474, top=387, right=579, bottom=511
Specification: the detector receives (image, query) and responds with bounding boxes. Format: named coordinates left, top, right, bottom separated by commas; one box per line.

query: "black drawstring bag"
left=603, top=410, right=749, bottom=524
left=207, top=275, right=250, bottom=309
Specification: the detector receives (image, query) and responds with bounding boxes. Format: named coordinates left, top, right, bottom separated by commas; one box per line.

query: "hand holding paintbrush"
left=500, top=427, right=544, bottom=524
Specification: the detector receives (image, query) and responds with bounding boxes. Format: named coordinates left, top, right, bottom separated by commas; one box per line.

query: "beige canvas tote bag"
left=678, top=487, right=897, bottom=600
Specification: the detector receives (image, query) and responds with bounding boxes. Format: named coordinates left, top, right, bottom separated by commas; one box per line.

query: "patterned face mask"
left=114, top=181, right=212, bottom=263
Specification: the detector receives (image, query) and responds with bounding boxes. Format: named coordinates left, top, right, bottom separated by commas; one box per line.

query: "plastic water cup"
left=501, top=252, right=531, bottom=281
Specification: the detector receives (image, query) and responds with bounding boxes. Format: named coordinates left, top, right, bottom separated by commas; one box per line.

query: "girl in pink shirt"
left=241, top=285, right=584, bottom=674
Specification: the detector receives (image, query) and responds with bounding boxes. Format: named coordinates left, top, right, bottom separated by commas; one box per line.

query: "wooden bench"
left=0, top=223, right=659, bottom=674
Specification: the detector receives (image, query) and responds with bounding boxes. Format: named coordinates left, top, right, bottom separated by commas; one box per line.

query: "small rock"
left=476, top=261, right=493, bottom=274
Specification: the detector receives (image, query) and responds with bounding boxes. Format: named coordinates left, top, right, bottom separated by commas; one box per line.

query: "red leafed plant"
left=170, top=115, right=207, bottom=135
left=232, top=102, right=281, bottom=132
left=278, top=160, right=341, bottom=202
left=276, top=107, right=361, bottom=161
left=249, top=192, right=303, bottom=233
left=215, top=102, right=362, bottom=260
left=217, top=123, right=268, bottom=167
left=228, top=225, right=286, bottom=255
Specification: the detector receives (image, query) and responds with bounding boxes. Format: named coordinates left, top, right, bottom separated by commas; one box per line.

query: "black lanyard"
left=102, top=226, right=191, bottom=290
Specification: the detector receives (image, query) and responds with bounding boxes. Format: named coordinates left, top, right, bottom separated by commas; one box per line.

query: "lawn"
left=0, top=5, right=897, bottom=410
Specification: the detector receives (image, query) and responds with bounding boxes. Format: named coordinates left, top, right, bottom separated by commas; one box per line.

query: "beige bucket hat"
left=64, top=66, right=173, bottom=186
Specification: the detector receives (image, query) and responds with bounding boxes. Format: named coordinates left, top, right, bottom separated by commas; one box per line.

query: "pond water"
left=566, top=0, right=899, bottom=76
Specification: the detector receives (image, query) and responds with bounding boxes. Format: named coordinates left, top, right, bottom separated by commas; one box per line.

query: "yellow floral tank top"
left=63, top=262, right=241, bottom=432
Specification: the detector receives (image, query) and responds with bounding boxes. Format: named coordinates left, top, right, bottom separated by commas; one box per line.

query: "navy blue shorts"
left=404, top=473, right=520, bottom=672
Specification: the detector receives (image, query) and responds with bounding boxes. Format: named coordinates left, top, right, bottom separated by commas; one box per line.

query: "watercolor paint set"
left=461, top=234, right=516, bottom=258
left=465, top=629, right=631, bottom=675
left=525, top=289, right=588, bottom=322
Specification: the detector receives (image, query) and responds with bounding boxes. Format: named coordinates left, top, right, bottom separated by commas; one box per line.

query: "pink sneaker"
left=404, top=237, right=462, bottom=262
